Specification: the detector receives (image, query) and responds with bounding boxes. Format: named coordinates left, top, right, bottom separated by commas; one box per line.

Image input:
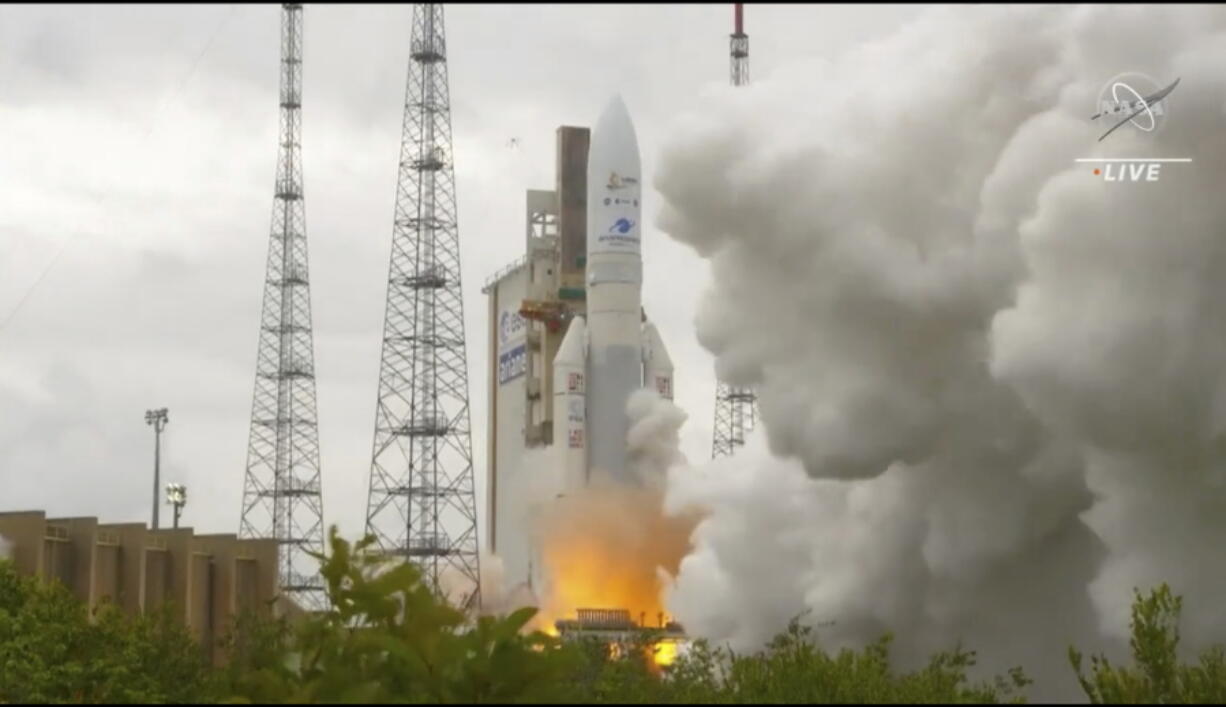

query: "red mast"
left=730, top=3, right=749, bottom=86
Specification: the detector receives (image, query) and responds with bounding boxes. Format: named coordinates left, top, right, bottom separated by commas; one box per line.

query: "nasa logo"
left=1078, top=71, right=1190, bottom=183
left=1092, top=72, right=1177, bottom=142
left=609, top=218, right=635, bottom=235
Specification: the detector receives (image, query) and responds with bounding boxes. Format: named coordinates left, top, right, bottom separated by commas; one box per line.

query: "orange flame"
left=530, top=480, right=702, bottom=635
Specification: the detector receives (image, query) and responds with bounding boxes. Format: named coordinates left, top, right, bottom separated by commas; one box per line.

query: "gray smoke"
left=654, top=4, right=1226, bottom=699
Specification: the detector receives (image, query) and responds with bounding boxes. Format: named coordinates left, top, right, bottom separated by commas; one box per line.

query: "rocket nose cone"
left=598, top=94, right=635, bottom=128
left=603, top=93, right=629, bottom=118
left=593, top=93, right=640, bottom=157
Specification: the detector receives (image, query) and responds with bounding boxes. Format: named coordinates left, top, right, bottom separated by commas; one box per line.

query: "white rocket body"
left=551, top=95, right=673, bottom=490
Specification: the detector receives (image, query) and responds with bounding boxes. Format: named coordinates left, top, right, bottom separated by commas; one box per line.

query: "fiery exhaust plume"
left=530, top=390, right=700, bottom=636
left=531, top=478, right=701, bottom=633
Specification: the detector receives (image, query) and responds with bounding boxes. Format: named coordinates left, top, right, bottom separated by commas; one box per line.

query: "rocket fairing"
left=551, top=95, right=674, bottom=490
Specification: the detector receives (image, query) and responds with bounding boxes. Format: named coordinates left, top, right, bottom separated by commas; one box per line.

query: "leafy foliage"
left=1070, top=583, right=1226, bottom=704
left=220, top=527, right=1031, bottom=704
left=0, top=560, right=212, bottom=703
left=14, top=527, right=1226, bottom=704
left=220, top=527, right=562, bottom=704
left=535, top=619, right=1030, bottom=704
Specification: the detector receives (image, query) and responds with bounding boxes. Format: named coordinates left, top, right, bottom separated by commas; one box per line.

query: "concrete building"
left=0, top=510, right=283, bottom=665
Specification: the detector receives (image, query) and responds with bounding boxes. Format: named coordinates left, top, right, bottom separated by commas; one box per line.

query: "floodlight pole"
left=145, top=408, right=169, bottom=529
left=167, top=483, right=187, bottom=529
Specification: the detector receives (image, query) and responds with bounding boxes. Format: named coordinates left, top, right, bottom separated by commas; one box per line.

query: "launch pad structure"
left=555, top=608, right=686, bottom=654
left=482, top=126, right=590, bottom=596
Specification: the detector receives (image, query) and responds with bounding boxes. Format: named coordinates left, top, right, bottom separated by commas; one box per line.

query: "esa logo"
left=498, top=310, right=526, bottom=345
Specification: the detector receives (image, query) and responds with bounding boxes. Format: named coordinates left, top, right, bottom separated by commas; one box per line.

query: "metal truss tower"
left=239, top=3, right=326, bottom=611
left=364, top=3, right=481, bottom=611
left=730, top=2, right=749, bottom=87
left=712, top=3, right=758, bottom=460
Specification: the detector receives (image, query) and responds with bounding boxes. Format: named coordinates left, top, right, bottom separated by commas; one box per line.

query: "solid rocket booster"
left=551, top=95, right=674, bottom=489
left=553, top=316, right=587, bottom=493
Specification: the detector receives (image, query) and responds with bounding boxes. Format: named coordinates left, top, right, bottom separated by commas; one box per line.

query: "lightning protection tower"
left=239, top=3, right=327, bottom=611
left=730, top=2, right=749, bottom=86
left=364, top=3, right=481, bottom=611
left=712, top=3, right=758, bottom=460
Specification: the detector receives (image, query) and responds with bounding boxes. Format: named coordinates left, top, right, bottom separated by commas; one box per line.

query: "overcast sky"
left=0, top=3, right=921, bottom=542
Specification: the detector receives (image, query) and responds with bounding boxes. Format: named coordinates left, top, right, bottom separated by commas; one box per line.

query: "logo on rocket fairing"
left=607, top=171, right=638, bottom=190
left=597, top=217, right=639, bottom=250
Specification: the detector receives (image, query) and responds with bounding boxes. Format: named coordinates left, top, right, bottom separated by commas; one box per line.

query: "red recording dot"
left=1093, top=168, right=1101, bottom=175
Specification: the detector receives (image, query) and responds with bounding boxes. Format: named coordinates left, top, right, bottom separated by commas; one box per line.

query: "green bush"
left=1070, top=583, right=1226, bottom=704
left=14, top=527, right=1226, bottom=704
left=0, top=560, right=213, bottom=703
left=218, top=527, right=1029, bottom=704
left=220, top=527, right=562, bottom=704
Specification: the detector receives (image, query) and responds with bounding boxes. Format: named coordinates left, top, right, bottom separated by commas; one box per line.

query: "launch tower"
left=712, top=3, right=759, bottom=459
left=363, top=3, right=481, bottom=611
left=238, top=3, right=327, bottom=611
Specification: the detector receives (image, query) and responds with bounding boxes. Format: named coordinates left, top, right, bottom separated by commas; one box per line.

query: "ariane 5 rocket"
left=552, top=95, right=674, bottom=490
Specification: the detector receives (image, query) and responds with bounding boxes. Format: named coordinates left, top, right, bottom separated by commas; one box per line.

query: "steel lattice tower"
left=730, top=2, right=749, bottom=87
left=364, top=3, right=480, bottom=611
left=712, top=3, right=758, bottom=460
left=239, top=3, right=326, bottom=611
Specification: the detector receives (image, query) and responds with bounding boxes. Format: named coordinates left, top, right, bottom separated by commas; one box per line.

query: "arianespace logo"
left=607, top=171, right=638, bottom=190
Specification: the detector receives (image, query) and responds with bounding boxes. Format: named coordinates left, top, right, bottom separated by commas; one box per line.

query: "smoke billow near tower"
left=364, top=3, right=481, bottom=610
left=712, top=3, right=758, bottom=459
left=239, top=3, right=326, bottom=610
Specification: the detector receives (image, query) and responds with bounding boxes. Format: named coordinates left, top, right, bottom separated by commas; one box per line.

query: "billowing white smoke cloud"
left=654, top=4, right=1226, bottom=699
left=627, top=389, right=690, bottom=490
